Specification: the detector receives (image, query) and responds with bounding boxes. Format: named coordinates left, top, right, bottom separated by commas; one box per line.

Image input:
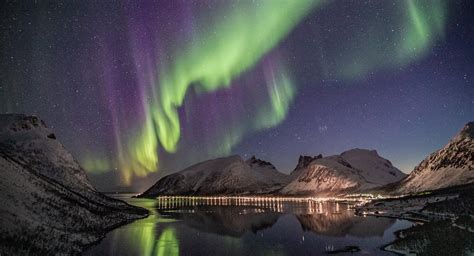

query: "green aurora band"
left=152, top=0, right=321, bottom=149
left=191, top=60, right=297, bottom=158
left=329, top=0, right=446, bottom=79
left=82, top=0, right=447, bottom=185
left=113, top=0, right=323, bottom=183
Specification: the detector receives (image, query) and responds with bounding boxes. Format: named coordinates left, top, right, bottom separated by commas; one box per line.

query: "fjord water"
left=84, top=194, right=413, bottom=256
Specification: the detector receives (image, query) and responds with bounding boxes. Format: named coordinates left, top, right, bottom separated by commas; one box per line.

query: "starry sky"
left=1, top=0, right=473, bottom=191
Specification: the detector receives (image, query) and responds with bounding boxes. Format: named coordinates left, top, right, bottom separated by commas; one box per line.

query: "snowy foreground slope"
left=0, top=114, right=148, bottom=255
left=388, top=122, right=474, bottom=194
left=139, top=155, right=290, bottom=197
left=280, top=149, right=406, bottom=196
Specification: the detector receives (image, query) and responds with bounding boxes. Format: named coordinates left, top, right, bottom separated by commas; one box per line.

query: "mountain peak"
left=458, top=121, right=474, bottom=139
left=283, top=148, right=405, bottom=196
left=246, top=155, right=276, bottom=170
left=0, top=114, right=47, bottom=131
left=341, top=148, right=379, bottom=157
left=140, top=154, right=287, bottom=197
left=294, top=154, right=323, bottom=171
left=0, top=114, right=57, bottom=141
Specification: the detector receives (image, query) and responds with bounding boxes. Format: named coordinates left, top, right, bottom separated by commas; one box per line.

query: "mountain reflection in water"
left=84, top=195, right=413, bottom=256
left=156, top=199, right=395, bottom=238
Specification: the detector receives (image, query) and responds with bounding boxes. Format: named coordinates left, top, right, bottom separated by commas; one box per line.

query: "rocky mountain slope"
left=139, top=155, right=290, bottom=197
left=290, top=154, right=323, bottom=178
left=0, top=114, right=148, bottom=255
left=390, top=122, right=474, bottom=194
left=280, top=149, right=405, bottom=196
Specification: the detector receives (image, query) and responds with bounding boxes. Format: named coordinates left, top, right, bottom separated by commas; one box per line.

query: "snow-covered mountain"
left=139, top=155, right=290, bottom=197
left=280, top=149, right=405, bottom=196
left=391, top=122, right=474, bottom=194
left=0, top=114, right=148, bottom=255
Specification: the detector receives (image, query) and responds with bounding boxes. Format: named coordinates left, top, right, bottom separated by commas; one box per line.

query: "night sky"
left=1, top=0, right=473, bottom=191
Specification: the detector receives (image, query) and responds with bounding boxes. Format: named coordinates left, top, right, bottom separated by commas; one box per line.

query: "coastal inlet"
left=84, top=194, right=414, bottom=256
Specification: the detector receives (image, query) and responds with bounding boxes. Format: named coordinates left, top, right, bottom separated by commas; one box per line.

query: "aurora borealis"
left=1, top=0, right=473, bottom=190
left=119, top=0, right=322, bottom=183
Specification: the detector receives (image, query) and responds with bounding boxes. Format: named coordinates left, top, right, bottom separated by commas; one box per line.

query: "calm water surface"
left=84, top=194, right=413, bottom=256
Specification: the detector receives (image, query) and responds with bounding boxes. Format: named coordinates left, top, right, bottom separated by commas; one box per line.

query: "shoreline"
left=381, top=222, right=417, bottom=256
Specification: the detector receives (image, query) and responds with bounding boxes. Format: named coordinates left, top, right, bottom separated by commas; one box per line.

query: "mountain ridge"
left=0, top=114, right=148, bottom=255
left=139, top=155, right=290, bottom=197
left=140, top=148, right=406, bottom=197
left=385, top=122, right=474, bottom=194
left=280, top=148, right=406, bottom=196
